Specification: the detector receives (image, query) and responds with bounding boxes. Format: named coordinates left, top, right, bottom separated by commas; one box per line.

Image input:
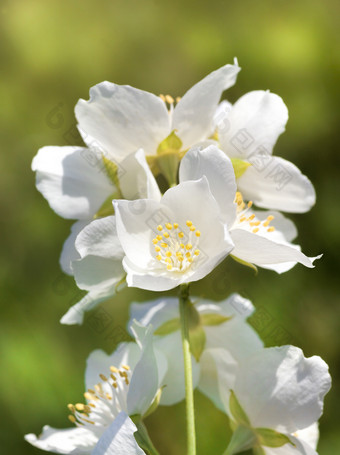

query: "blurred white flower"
left=127, top=293, right=263, bottom=406
left=210, top=345, right=331, bottom=454
left=25, top=322, right=166, bottom=454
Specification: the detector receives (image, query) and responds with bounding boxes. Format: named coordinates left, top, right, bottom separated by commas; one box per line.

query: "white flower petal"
left=73, top=255, right=124, bottom=293
left=32, top=146, right=115, bottom=219
left=172, top=63, right=240, bottom=149
left=85, top=344, right=141, bottom=391
left=123, top=257, right=182, bottom=291
left=25, top=425, right=95, bottom=454
left=237, top=156, right=315, bottom=213
left=114, top=198, right=165, bottom=269
left=295, top=423, right=319, bottom=450
left=230, top=228, right=321, bottom=269
left=234, top=346, right=331, bottom=433
left=75, top=216, right=124, bottom=260
left=199, top=348, right=238, bottom=412
left=92, top=412, right=145, bottom=455
left=60, top=220, right=89, bottom=275
left=119, top=149, right=161, bottom=202
left=250, top=210, right=297, bottom=242
left=60, top=290, right=112, bottom=325
left=179, top=145, right=237, bottom=225
left=196, top=293, right=255, bottom=320
left=127, top=323, right=161, bottom=416
left=75, top=82, right=170, bottom=159
left=263, top=435, right=318, bottom=455
left=219, top=90, right=288, bottom=159
left=128, top=298, right=179, bottom=334
left=161, top=177, right=233, bottom=257
left=155, top=332, right=200, bottom=405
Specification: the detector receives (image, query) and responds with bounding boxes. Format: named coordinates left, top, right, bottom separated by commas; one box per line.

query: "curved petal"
left=25, top=425, right=95, bottom=454
left=161, top=177, right=233, bottom=258
left=60, top=220, right=89, bottom=275
left=123, top=257, right=182, bottom=292
left=179, top=145, right=237, bottom=225
left=199, top=347, right=238, bottom=412
left=230, top=228, right=321, bottom=269
left=93, top=412, right=145, bottom=455
left=295, top=423, right=319, bottom=450
left=75, top=82, right=170, bottom=159
left=234, top=346, right=331, bottom=433
left=32, top=146, right=115, bottom=219
left=128, top=298, right=179, bottom=334
left=204, top=318, right=263, bottom=360
left=127, top=323, right=161, bottom=416
left=196, top=293, right=255, bottom=320
left=172, top=63, right=240, bottom=149
left=119, top=149, right=161, bottom=201
left=219, top=90, right=288, bottom=159
left=75, top=216, right=124, bottom=260
left=114, top=198, right=165, bottom=269
left=73, top=255, right=124, bottom=293
left=60, top=289, right=114, bottom=325
left=237, top=156, right=315, bottom=213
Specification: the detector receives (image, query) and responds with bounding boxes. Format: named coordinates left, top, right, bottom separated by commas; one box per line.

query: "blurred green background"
left=0, top=0, right=339, bottom=453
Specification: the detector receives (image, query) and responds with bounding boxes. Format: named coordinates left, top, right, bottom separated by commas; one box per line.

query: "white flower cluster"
left=27, top=61, right=330, bottom=455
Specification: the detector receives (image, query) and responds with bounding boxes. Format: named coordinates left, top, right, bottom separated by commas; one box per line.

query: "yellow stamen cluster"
left=152, top=220, right=201, bottom=272
left=159, top=94, right=181, bottom=109
left=236, top=192, right=276, bottom=234
left=67, top=364, right=131, bottom=427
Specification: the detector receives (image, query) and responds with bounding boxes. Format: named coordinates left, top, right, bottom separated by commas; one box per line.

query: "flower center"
left=235, top=192, right=275, bottom=234
left=152, top=220, right=201, bottom=272
left=67, top=364, right=131, bottom=435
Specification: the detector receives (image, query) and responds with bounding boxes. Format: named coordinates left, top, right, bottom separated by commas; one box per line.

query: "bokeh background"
left=1, top=0, right=339, bottom=453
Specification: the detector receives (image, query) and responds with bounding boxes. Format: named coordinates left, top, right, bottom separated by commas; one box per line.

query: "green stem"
left=179, top=284, right=196, bottom=455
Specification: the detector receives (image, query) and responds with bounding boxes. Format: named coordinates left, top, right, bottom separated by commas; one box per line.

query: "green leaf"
left=143, top=386, right=164, bottom=418
left=157, top=130, right=182, bottom=154
left=230, top=255, right=258, bottom=274
left=223, top=425, right=257, bottom=455
left=256, top=428, right=295, bottom=448
left=102, top=155, right=123, bottom=194
left=133, top=419, right=160, bottom=455
left=231, top=158, right=252, bottom=179
left=253, top=446, right=266, bottom=455
left=156, top=151, right=181, bottom=187
left=229, top=390, right=251, bottom=426
left=154, top=318, right=181, bottom=336
left=93, top=192, right=120, bottom=218
left=201, top=313, right=233, bottom=326
left=189, top=324, right=206, bottom=362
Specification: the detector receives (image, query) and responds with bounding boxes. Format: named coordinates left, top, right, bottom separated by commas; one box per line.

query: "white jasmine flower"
left=180, top=145, right=321, bottom=272
left=33, top=147, right=161, bottom=274
left=114, top=177, right=234, bottom=291
left=25, top=323, right=166, bottom=454
left=215, top=91, right=315, bottom=213
left=127, top=294, right=263, bottom=406
left=211, top=346, right=331, bottom=454
left=75, top=62, right=240, bottom=161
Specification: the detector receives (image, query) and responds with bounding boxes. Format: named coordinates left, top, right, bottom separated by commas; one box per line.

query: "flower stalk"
left=179, top=283, right=196, bottom=455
